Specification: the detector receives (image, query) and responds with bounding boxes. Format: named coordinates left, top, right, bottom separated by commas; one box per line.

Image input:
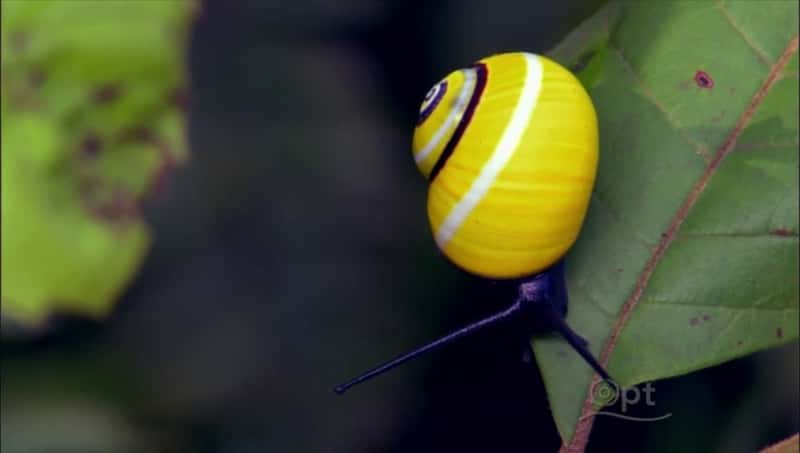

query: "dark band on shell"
left=428, top=63, right=488, bottom=182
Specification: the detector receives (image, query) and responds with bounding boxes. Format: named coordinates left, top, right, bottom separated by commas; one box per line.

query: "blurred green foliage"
left=1, top=0, right=193, bottom=323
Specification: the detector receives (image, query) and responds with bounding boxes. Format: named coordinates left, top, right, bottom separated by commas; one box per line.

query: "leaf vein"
left=735, top=141, right=799, bottom=151
left=571, top=280, right=618, bottom=320
left=609, top=43, right=711, bottom=162
left=591, top=191, right=654, bottom=247
left=709, top=309, right=749, bottom=351
left=678, top=231, right=799, bottom=239
left=714, top=0, right=774, bottom=68
left=645, top=299, right=798, bottom=311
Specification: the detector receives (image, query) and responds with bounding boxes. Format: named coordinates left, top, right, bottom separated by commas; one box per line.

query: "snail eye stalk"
left=334, top=265, right=613, bottom=394
left=334, top=301, right=521, bottom=394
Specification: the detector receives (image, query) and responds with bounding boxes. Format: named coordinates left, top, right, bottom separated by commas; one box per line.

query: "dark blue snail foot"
left=514, top=260, right=612, bottom=381
left=515, top=260, right=569, bottom=330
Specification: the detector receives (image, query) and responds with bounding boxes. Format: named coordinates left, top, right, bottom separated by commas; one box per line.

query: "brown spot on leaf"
left=120, top=127, right=155, bottom=143
left=690, top=317, right=699, bottom=326
left=737, top=340, right=743, bottom=346
left=172, top=87, right=190, bottom=111
left=772, top=228, right=794, bottom=236
left=144, top=158, right=176, bottom=199
left=29, top=69, right=46, bottom=88
left=92, top=84, right=122, bottom=104
left=777, top=327, right=783, bottom=338
left=116, top=127, right=178, bottom=198
left=10, top=31, right=29, bottom=52
left=88, top=187, right=141, bottom=225
left=616, top=268, right=623, bottom=272
left=191, top=0, right=204, bottom=21
left=78, top=176, right=103, bottom=196
left=80, top=134, right=103, bottom=157
left=695, top=70, right=714, bottom=89
left=729, top=87, right=736, bottom=95
left=702, top=315, right=711, bottom=322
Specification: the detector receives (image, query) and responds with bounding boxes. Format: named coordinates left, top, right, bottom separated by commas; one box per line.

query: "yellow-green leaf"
left=1, top=0, right=194, bottom=324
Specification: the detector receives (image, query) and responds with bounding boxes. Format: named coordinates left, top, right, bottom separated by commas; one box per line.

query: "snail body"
left=335, top=52, right=609, bottom=395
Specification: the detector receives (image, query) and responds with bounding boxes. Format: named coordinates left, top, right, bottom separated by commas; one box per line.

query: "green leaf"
left=1, top=1, right=194, bottom=324
left=531, top=1, right=799, bottom=446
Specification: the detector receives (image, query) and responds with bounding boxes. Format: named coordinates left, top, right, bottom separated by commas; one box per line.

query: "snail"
left=335, top=52, right=609, bottom=394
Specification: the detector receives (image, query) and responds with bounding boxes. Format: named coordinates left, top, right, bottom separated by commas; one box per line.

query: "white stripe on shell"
left=414, top=68, right=477, bottom=164
left=435, top=53, right=543, bottom=249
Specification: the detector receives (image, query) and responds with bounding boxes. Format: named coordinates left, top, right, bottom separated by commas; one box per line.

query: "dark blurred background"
left=3, top=1, right=798, bottom=452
